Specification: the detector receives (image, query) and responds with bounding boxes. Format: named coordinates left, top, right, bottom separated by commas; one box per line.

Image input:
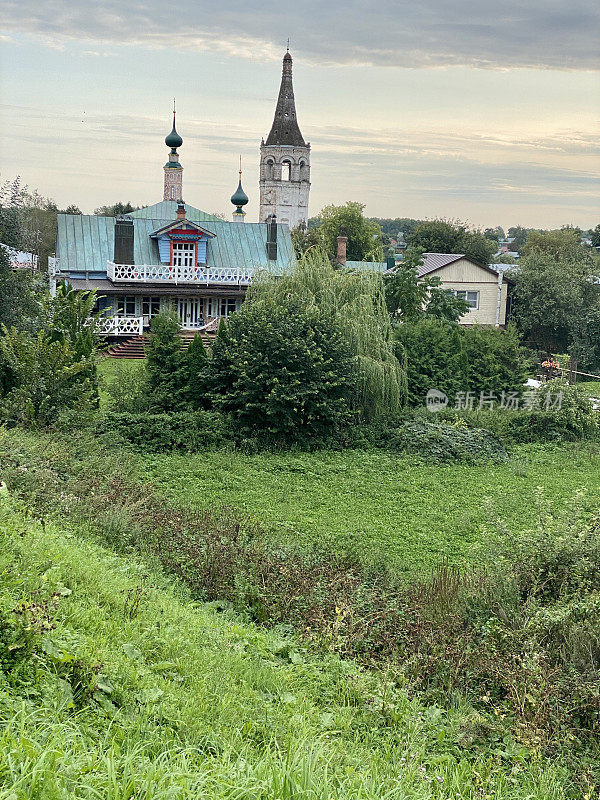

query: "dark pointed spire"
left=265, top=51, right=306, bottom=147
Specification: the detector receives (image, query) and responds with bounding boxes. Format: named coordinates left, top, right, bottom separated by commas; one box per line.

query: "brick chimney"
left=176, top=201, right=186, bottom=220
left=336, top=234, right=348, bottom=267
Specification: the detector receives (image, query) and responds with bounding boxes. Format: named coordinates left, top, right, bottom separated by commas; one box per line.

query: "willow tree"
left=248, top=249, right=406, bottom=418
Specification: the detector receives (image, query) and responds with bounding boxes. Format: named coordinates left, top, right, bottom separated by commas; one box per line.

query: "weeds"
left=1, top=426, right=599, bottom=788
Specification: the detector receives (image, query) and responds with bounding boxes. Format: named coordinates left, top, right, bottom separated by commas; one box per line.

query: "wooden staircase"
left=107, top=330, right=216, bottom=359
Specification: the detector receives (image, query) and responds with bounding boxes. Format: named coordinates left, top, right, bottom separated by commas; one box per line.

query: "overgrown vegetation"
left=1, top=427, right=599, bottom=795
left=395, top=318, right=529, bottom=407
left=1, top=491, right=580, bottom=799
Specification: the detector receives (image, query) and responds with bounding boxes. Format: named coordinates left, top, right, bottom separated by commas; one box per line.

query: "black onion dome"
left=165, top=114, right=183, bottom=149
left=231, top=178, right=249, bottom=208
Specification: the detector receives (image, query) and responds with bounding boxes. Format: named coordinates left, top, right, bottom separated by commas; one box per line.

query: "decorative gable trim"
left=150, top=219, right=216, bottom=239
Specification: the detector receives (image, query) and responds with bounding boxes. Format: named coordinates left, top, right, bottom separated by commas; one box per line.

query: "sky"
left=0, top=0, right=599, bottom=230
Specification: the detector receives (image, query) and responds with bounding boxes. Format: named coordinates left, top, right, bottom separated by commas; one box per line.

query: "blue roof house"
left=49, top=114, right=295, bottom=336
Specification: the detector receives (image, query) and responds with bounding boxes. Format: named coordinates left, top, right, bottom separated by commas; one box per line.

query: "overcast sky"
left=1, top=0, right=599, bottom=229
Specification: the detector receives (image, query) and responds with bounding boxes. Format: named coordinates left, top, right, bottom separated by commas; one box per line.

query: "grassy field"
left=142, top=442, right=600, bottom=577
left=1, top=495, right=576, bottom=799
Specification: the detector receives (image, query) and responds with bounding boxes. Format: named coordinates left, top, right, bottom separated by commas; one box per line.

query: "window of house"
left=219, top=298, right=238, bottom=317
left=116, top=296, right=137, bottom=316
left=172, top=242, right=195, bottom=267
left=141, top=296, right=161, bottom=317
left=453, top=290, right=479, bottom=309
left=170, top=186, right=176, bottom=200
left=281, top=160, right=291, bottom=181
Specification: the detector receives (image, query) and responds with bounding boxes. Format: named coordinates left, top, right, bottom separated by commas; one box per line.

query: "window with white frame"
left=172, top=242, right=195, bottom=267
left=452, top=290, right=479, bottom=309
left=116, top=296, right=137, bottom=316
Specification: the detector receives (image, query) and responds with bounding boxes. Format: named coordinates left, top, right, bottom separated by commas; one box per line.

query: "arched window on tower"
left=299, top=160, right=308, bottom=181
left=265, top=159, right=274, bottom=180
left=170, top=186, right=176, bottom=200
left=281, top=160, right=291, bottom=181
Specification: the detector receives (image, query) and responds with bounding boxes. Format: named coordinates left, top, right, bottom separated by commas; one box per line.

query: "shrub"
left=206, top=298, right=357, bottom=445
left=0, top=328, right=98, bottom=426
left=145, top=312, right=188, bottom=411
left=101, top=359, right=151, bottom=413
left=98, top=411, right=230, bottom=452
left=395, top=319, right=528, bottom=408
left=433, top=380, right=598, bottom=444
left=381, top=419, right=508, bottom=463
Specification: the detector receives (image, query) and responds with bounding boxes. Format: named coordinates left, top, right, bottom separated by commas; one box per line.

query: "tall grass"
left=0, top=495, right=576, bottom=799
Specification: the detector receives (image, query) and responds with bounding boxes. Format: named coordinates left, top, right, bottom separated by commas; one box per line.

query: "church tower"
left=259, top=50, right=310, bottom=228
left=163, top=104, right=183, bottom=201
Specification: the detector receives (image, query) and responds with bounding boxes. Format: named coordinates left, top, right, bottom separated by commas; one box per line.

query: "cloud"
left=4, top=103, right=598, bottom=219
left=3, top=0, right=599, bottom=70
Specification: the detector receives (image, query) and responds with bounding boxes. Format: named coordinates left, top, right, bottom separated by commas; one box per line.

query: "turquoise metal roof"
left=345, top=260, right=387, bottom=273
left=56, top=213, right=295, bottom=276
left=126, top=202, right=222, bottom=222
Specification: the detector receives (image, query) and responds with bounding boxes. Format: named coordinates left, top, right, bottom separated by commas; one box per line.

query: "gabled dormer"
left=150, top=203, right=216, bottom=267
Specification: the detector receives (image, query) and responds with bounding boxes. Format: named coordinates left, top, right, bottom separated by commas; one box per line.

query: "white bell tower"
left=259, top=51, right=310, bottom=229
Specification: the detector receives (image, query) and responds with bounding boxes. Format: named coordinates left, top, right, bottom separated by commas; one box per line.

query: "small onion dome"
left=231, top=178, right=249, bottom=209
left=165, top=119, right=183, bottom=150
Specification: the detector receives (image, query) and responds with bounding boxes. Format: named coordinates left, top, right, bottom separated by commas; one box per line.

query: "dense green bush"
left=432, top=380, right=598, bottom=444
left=98, top=410, right=230, bottom=451
left=101, top=359, right=151, bottom=413
left=0, top=329, right=98, bottom=426
left=207, top=298, right=357, bottom=445
left=395, top=319, right=528, bottom=407
left=381, top=419, right=507, bottom=463
left=145, top=312, right=189, bottom=411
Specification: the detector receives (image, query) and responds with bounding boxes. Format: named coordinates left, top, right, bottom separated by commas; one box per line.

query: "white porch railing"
left=106, top=261, right=254, bottom=285
left=101, top=316, right=144, bottom=336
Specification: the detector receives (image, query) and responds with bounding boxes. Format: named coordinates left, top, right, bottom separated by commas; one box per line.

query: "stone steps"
left=107, top=330, right=216, bottom=359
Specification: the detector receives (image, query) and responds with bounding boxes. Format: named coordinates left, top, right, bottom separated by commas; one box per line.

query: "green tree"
left=0, top=328, right=98, bottom=426
left=590, top=223, right=600, bottom=248
left=317, top=202, right=384, bottom=263
left=186, top=333, right=210, bottom=410
left=94, top=202, right=139, bottom=216
left=395, top=319, right=467, bottom=406
left=145, top=312, right=189, bottom=411
left=0, top=176, right=66, bottom=269
left=509, top=229, right=600, bottom=367
left=290, top=222, right=320, bottom=258
left=395, top=320, right=527, bottom=407
left=0, top=243, right=45, bottom=332
left=49, top=282, right=103, bottom=360
left=408, top=220, right=495, bottom=265
left=484, top=226, right=504, bottom=243
left=384, top=248, right=469, bottom=323
left=507, top=226, right=536, bottom=251
left=207, top=297, right=356, bottom=444
left=249, top=250, right=406, bottom=419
